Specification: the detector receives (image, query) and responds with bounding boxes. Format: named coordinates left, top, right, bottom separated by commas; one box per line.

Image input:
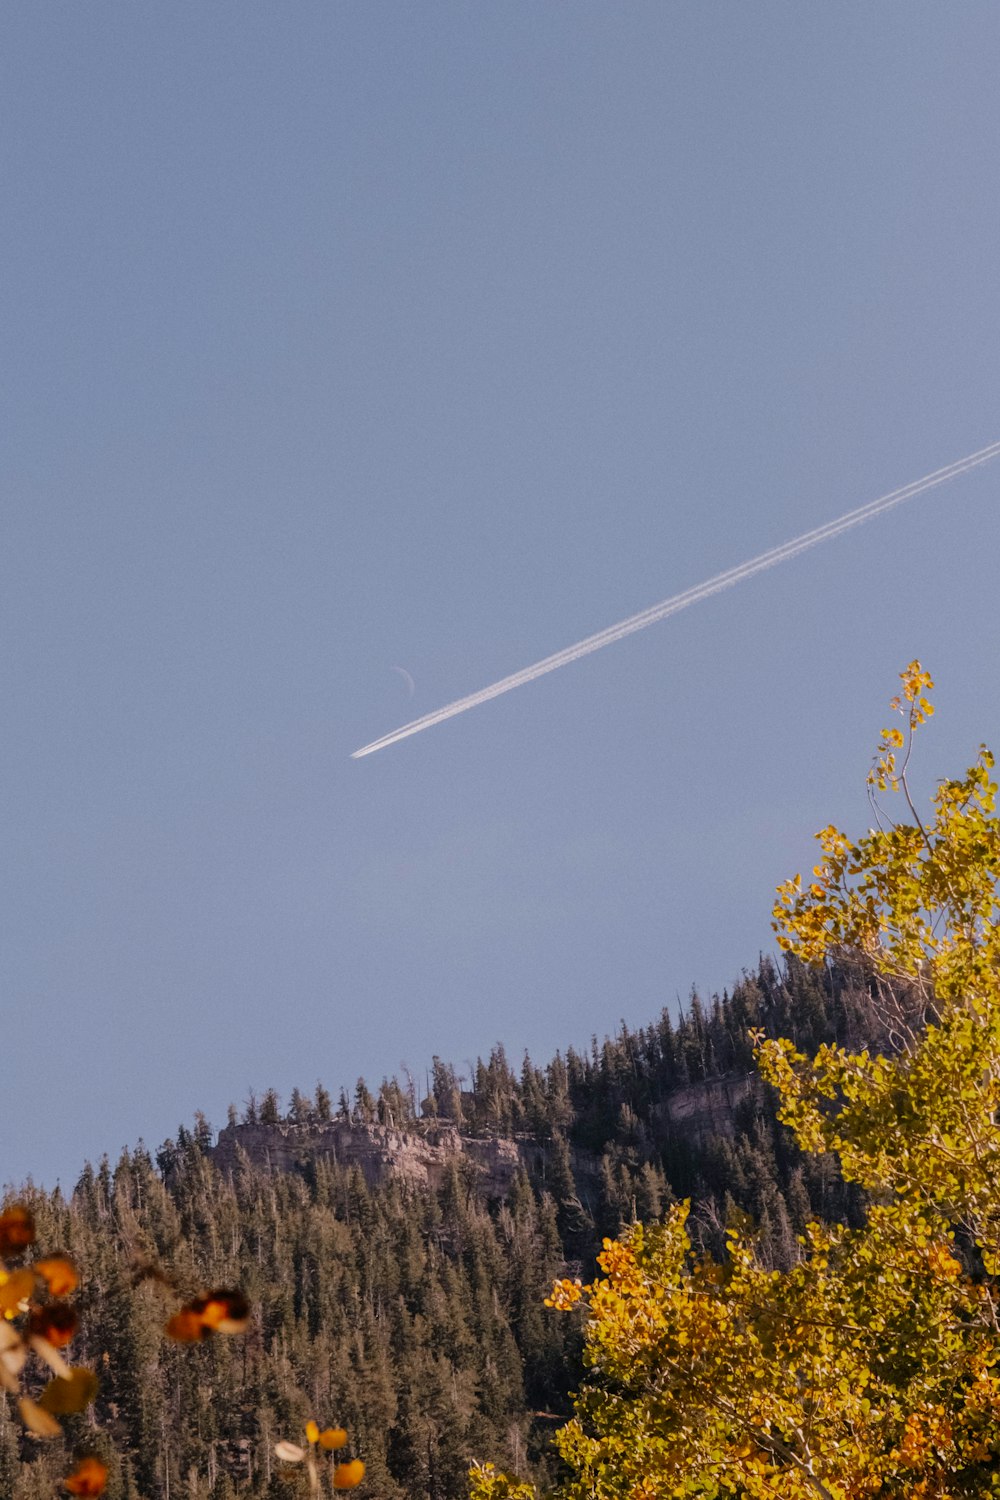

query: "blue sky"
left=4, top=4, right=999, bottom=1187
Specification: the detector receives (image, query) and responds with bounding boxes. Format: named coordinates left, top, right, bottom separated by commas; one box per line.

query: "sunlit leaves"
left=867, top=661, right=936, bottom=793
left=773, top=663, right=999, bottom=996
left=764, top=668, right=1000, bottom=1218
left=543, top=1278, right=582, bottom=1310
left=475, top=665, right=1000, bottom=1500
left=522, top=1194, right=1000, bottom=1496
left=469, top=1464, right=537, bottom=1500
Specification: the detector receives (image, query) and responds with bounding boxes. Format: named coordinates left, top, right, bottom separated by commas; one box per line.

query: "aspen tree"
left=474, top=663, right=1000, bottom=1500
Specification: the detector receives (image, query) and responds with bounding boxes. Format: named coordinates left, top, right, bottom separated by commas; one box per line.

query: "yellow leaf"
left=0, top=1269, right=35, bottom=1314
left=333, top=1459, right=366, bottom=1489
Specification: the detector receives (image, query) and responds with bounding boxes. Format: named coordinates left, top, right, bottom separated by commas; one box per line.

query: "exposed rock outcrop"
left=211, top=1119, right=597, bottom=1200
left=210, top=1070, right=758, bottom=1198
left=659, top=1071, right=757, bottom=1137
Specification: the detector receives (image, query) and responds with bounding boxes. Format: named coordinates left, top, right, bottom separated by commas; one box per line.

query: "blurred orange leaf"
left=166, top=1288, right=250, bottom=1341
left=29, top=1303, right=79, bottom=1348
left=0, top=1205, right=35, bottom=1257
left=333, top=1459, right=365, bottom=1489
left=63, top=1455, right=109, bottom=1496
left=164, top=1308, right=205, bottom=1342
left=35, top=1256, right=79, bottom=1298
left=195, top=1289, right=250, bottom=1334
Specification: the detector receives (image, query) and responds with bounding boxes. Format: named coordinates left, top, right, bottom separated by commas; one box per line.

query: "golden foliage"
left=474, top=664, right=1000, bottom=1500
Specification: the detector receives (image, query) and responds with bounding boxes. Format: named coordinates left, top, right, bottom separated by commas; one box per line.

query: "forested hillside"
left=4, top=956, right=880, bottom=1500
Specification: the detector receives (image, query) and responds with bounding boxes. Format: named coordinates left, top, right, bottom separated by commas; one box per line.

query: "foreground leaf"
left=0, top=1205, right=35, bottom=1257
left=37, top=1366, right=100, bottom=1416
left=275, top=1441, right=305, bottom=1463
left=63, top=1455, right=109, bottom=1496
left=19, top=1395, right=61, bottom=1437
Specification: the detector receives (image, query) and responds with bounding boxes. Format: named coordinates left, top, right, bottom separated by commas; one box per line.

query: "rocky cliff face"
left=210, top=1071, right=756, bottom=1198
left=659, top=1071, right=756, bottom=1134
left=212, top=1119, right=581, bottom=1199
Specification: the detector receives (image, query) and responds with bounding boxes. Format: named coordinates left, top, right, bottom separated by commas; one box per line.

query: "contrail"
left=352, top=439, right=1000, bottom=759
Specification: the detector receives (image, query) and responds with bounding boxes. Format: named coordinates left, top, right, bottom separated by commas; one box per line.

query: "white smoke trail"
left=352, top=439, right=1000, bottom=759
